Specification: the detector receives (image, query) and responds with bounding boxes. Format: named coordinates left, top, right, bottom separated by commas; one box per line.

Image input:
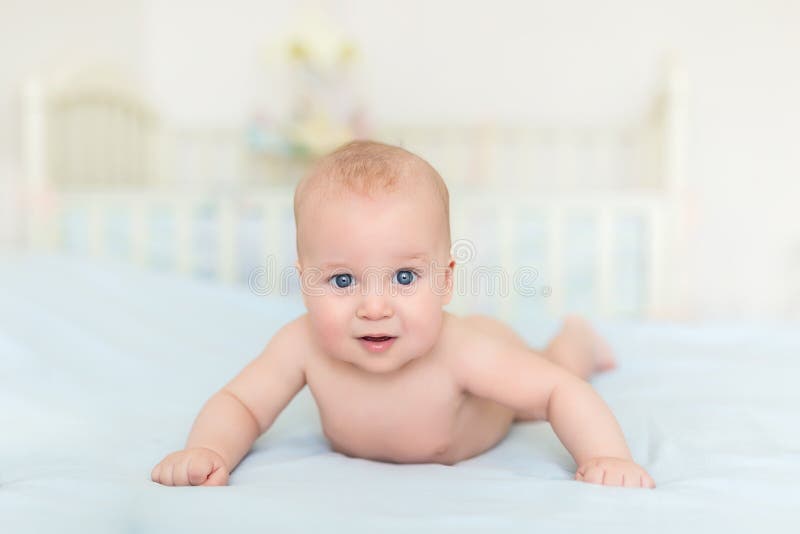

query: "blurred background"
left=1, top=0, right=798, bottom=323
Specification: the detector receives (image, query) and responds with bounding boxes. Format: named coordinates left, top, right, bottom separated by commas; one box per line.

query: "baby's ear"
left=442, top=256, right=456, bottom=305
left=296, top=261, right=310, bottom=304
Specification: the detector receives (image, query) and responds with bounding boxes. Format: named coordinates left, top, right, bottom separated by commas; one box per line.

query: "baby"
left=151, top=140, right=656, bottom=489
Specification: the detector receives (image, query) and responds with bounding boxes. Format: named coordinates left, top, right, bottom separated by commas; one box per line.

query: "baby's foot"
left=561, top=315, right=617, bottom=374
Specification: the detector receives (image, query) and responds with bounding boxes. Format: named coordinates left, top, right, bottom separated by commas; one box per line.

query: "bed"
left=8, top=57, right=799, bottom=532
left=2, top=253, right=799, bottom=533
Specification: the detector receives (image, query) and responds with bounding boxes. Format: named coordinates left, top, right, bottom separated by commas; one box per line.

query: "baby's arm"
left=453, top=336, right=655, bottom=489
left=151, top=316, right=308, bottom=486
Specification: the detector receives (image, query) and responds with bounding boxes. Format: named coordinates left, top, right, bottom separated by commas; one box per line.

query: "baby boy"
left=151, top=140, right=656, bottom=489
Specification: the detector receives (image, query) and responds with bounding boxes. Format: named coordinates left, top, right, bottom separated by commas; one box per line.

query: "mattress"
left=1, top=253, right=799, bottom=533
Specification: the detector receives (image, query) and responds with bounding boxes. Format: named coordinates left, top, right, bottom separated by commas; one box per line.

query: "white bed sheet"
left=1, top=253, right=799, bottom=533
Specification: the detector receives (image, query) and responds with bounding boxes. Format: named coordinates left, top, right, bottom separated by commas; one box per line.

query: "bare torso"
left=302, top=312, right=522, bottom=465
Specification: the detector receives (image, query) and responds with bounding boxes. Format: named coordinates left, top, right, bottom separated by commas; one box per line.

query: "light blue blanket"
left=2, top=254, right=799, bottom=533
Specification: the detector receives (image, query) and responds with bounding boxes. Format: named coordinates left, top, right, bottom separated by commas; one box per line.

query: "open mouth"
left=360, top=335, right=394, bottom=342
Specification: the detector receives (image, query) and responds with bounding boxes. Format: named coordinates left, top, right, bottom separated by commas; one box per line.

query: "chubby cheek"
left=306, top=296, right=354, bottom=355
left=399, top=290, right=443, bottom=350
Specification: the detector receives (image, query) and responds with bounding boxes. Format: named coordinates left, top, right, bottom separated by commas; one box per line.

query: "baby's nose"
left=356, top=293, right=393, bottom=320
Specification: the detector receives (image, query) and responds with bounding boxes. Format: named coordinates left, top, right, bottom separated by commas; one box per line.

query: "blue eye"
left=394, top=270, right=416, bottom=285
left=331, top=273, right=354, bottom=288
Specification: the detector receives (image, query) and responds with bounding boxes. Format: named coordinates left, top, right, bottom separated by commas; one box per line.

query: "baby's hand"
left=575, top=457, right=655, bottom=489
left=151, top=447, right=229, bottom=486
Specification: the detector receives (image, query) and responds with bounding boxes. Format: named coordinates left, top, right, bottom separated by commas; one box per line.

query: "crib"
left=19, top=58, right=689, bottom=321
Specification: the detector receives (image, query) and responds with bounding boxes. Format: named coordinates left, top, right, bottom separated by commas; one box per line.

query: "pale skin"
left=151, top=174, right=656, bottom=490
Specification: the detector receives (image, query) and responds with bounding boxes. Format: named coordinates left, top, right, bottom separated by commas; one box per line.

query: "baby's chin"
left=336, top=343, right=425, bottom=374
left=345, top=354, right=418, bottom=374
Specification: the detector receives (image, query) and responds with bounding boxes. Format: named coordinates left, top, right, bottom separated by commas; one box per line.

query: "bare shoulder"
left=443, top=313, right=495, bottom=345
left=440, top=313, right=520, bottom=374
left=440, top=312, right=574, bottom=420
left=272, top=312, right=312, bottom=341
left=459, top=314, right=528, bottom=345
left=220, top=313, right=312, bottom=433
left=444, top=313, right=527, bottom=353
left=262, top=313, right=315, bottom=369
left=226, top=313, right=311, bottom=390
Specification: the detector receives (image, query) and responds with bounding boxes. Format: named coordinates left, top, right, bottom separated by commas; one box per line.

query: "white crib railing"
left=31, top=185, right=675, bottom=320
left=19, top=58, right=688, bottom=320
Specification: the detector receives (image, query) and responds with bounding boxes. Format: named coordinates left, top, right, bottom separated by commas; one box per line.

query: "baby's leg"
left=541, top=314, right=617, bottom=381
left=464, top=314, right=615, bottom=381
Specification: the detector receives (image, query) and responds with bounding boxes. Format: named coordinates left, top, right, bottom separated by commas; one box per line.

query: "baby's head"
left=294, top=140, right=455, bottom=373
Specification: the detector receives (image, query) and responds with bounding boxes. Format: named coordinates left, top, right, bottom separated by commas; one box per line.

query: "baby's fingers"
left=150, top=462, right=162, bottom=484
left=187, top=455, right=215, bottom=486
left=202, top=465, right=229, bottom=486
left=161, top=461, right=176, bottom=486
left=150, top=454, right=183, bottom=486
left=172, top=455, right=193, bottom=486
left=639, top=472, right=656, bottom=489
left=576, top=465, right=606, bottom=485
left=622, top=467, right=656, bottom=489
left=576, top=466, right=656, bottom=489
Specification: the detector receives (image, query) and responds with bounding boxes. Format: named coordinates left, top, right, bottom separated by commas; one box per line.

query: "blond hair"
left=294, top=140, right=451, bottom=252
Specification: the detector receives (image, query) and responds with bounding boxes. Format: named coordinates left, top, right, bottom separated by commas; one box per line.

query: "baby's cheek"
left=404, top=292, right=443, bottom=341
left=308, top=298, right=351, bottom=351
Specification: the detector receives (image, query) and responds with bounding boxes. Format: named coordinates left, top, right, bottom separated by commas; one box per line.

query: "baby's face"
left=296, top=190, right=453, bottom=374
